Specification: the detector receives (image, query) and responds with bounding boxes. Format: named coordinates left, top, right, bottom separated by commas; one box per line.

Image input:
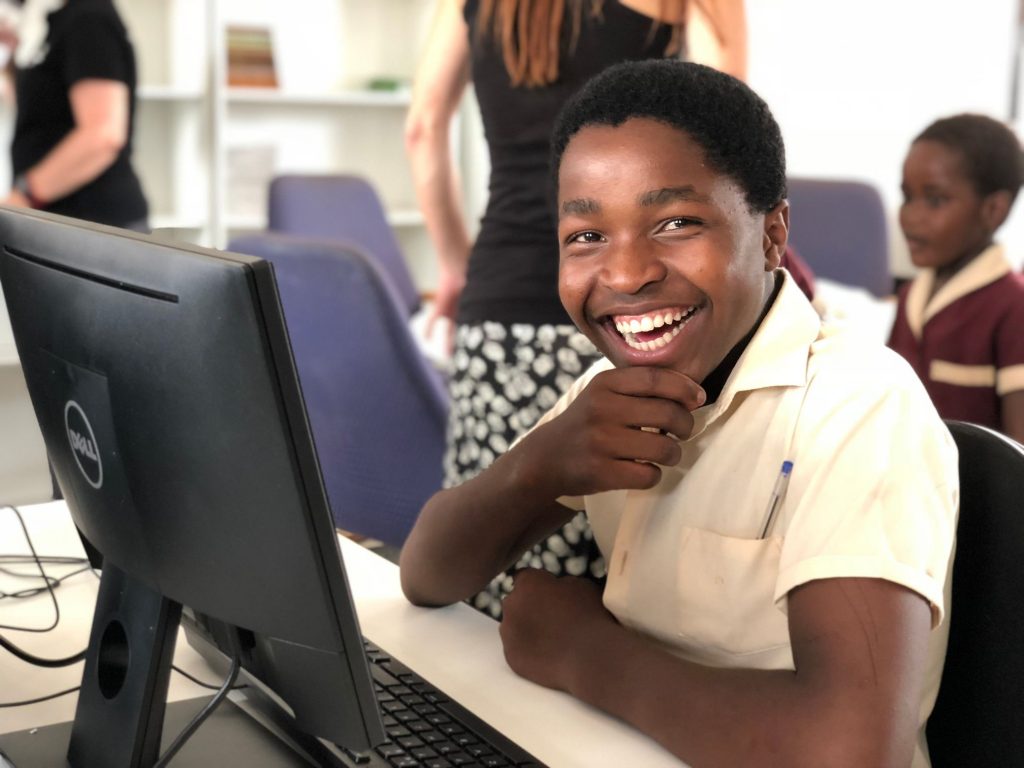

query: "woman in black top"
left=2, top=0, right=148, bottom=230
left=406, top=0, right=746, bottom=618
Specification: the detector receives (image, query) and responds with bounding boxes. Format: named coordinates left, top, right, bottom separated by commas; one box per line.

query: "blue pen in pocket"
left=759, top=460, right=793, bottom=539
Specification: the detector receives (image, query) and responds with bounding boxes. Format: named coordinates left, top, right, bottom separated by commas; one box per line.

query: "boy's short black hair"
left=915, top=114, right=1024, bottom=203
left=550, top=59, right=787, bottom=214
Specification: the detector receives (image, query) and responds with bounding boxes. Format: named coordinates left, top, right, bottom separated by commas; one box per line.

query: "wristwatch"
left=12, top=173, right=44, bottom=209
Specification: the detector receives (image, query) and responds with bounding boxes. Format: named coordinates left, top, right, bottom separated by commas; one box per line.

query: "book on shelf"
left=226, top=25, right=278, bottom=88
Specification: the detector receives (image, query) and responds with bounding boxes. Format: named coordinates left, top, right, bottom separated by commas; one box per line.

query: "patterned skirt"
left=444, top=321, right=607, bottom=619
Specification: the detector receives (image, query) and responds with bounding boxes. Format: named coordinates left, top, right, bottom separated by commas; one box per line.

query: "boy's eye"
left=567, top=230, right=604, bottom=244
left=660, top=217, right=699, bottom=232
left=925, top=195, right=947, bottom=209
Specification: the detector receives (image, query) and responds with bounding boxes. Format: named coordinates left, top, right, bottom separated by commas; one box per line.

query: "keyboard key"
left=388, top=756, right=419, bottom=768
left=396, top=735, right=425, bottom=750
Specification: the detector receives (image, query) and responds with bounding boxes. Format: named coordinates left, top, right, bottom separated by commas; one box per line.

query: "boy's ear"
left=762, top=200, right=789, bottom=271
left=981, top=190, right=1013, bottom=233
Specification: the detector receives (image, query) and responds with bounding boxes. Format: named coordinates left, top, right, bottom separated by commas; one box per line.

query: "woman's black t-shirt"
left=12, top=0, right=148, bottom=227
left=459, top=0, right=674, bottom=325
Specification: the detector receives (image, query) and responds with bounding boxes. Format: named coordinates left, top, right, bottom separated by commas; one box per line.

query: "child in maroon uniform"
left=888, top=113, right=1024, bottom=444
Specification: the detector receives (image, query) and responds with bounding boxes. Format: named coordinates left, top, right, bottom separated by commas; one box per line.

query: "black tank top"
left=458, top=0, right=675, bottom=325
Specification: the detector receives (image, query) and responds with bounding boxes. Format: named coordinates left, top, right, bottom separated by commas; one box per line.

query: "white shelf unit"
left=117, top=0, right=443, bottom=291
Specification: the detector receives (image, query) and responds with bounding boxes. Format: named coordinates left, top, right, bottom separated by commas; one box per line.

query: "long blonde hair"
left=476, top=0, right=687, bottom=88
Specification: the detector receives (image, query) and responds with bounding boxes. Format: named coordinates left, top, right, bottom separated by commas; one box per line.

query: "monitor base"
left=0, top=696, right=323, bottom=768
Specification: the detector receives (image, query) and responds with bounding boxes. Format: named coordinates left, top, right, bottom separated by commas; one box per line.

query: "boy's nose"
left=600, top=238, right=667, bottom=295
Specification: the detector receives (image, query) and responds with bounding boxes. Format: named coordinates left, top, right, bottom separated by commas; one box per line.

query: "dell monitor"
left=0, top=207, right=385, bottom=766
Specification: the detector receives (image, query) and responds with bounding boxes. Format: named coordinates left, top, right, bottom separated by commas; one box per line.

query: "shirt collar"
left=905, top=243, right=1012, bottom=339
left=690, top=270, right=820, bottom=437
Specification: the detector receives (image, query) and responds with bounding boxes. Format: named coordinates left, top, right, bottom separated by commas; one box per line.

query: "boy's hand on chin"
left=499, top=569, right=613, bottom=692
left=516, top=366, right=704, bottom=499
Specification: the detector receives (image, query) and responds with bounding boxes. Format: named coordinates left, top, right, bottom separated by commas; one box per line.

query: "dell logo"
left=65, top=401, right=103, bottom=489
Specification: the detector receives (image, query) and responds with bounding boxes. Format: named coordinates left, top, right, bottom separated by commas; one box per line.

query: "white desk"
left=0, top=502, right=686, bottom=767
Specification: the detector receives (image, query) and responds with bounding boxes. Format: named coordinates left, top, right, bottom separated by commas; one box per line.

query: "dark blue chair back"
left=926, top=421, right=1024, bottom=766
left=785, top=177, right=891, bottom=297
left=267, top=174, right=421, bottom=317
left=228, top=232, right=448, bottom=547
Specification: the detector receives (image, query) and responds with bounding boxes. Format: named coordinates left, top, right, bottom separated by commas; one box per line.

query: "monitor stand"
left=67, top=563, right=181, bottom=767
left=0, top=566, right=365, bottom=768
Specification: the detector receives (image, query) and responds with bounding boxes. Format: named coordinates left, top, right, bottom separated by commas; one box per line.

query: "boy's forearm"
left=399, top=446, right=574, bottom=606
left=546, top=577, right=929, bottom=768
left=568, top=618, right=912, bottom=768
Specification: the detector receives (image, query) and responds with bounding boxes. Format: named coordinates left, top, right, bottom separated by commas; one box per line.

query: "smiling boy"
left=401, top=60, right=958, bottom=767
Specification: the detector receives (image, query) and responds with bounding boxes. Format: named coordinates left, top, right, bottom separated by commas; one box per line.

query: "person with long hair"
left=405, top=0, right=746, bottom=619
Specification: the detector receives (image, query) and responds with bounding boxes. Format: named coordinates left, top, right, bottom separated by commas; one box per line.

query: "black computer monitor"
left=0, top=207, right=385, bottom=766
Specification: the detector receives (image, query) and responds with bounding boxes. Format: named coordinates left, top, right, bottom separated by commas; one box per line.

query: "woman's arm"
left=405, top=0, right=473, bottom=342
left=9, top=78, right=129, bottom=206
left=687, top=0, right=748, bottom=80
left=502, top=572, right=931, bottom=768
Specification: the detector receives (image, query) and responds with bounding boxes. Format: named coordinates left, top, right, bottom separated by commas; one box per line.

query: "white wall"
left=746, top=0, right=1023, bottom=276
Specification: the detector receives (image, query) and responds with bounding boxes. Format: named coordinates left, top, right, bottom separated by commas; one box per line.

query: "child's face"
left=556, top=117, right=785, bottom=383
left=900, top=139, right=993, bottom=270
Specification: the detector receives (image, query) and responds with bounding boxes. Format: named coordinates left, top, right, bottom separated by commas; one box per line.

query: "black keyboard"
left=356, top=639, right=546, bottom=768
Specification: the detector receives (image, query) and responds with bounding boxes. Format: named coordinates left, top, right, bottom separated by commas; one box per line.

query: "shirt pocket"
left=672, top=526, right=790, bottom=659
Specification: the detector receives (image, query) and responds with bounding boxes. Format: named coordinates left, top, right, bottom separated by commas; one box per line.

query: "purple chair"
left=785, top=177, right=892, bottom=297
left=228, top=232, right=448, bottom=547
left=267, top=174, right=422, bottom=317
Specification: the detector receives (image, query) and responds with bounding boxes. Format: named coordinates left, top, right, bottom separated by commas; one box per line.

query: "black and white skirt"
left=444, top=321, right=607, bottom=619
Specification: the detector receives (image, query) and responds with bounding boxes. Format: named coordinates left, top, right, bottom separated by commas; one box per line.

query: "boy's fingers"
left=599, top=366, right=706, bottom=410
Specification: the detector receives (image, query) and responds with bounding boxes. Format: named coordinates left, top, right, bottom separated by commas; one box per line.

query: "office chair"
left=228, top=232, right=448, bottom=547
left=926, top=421, right=1024, bottom=766
left=785, top=177, right=891, bottom=297
left=267, top=174, right=422, bottom=318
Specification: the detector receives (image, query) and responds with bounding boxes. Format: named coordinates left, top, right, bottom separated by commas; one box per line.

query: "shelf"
left=226, top=87, right=412, bottom=108
left=138, top=85, right=205, bottom=103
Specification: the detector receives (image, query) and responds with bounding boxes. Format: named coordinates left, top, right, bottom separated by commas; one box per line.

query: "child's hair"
left=550, top=59, right=787, bottom=214
left=914, top=114, right=1024, bottom=205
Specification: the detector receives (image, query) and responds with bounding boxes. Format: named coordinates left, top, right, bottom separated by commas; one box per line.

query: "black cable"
left=170, top=664, right=248, bottom=692
left=0, top=684, right=80, bottom=708
left=0, top=563, right=94, bottom=599
left=0, top=663, right=245, bottom=711
left=0, top=507, right=62, bottom=631
left=153, top=655, right=241, bottom=768
left=0, top=634, right=86, bottom=667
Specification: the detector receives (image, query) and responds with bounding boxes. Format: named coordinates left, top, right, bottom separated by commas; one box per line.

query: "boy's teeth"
left=614, top=306, right=699, bottom=350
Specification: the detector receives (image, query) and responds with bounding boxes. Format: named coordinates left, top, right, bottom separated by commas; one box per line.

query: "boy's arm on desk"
left=339, top=536, right=689, bottom=768
left=499, top=570, right=930, bottom=768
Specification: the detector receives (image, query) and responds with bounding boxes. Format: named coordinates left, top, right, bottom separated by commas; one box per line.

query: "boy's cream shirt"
left=533, top=270, right=958, bottom=767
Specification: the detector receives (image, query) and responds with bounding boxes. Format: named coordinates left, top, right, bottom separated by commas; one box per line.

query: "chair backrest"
left=228, top=232, right=448, bottom=547
left=267, top=174, right=421, bottom=317
left=926, top=420, right=1024, bottom=766
left=785, top=177, right=891, bottom=297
